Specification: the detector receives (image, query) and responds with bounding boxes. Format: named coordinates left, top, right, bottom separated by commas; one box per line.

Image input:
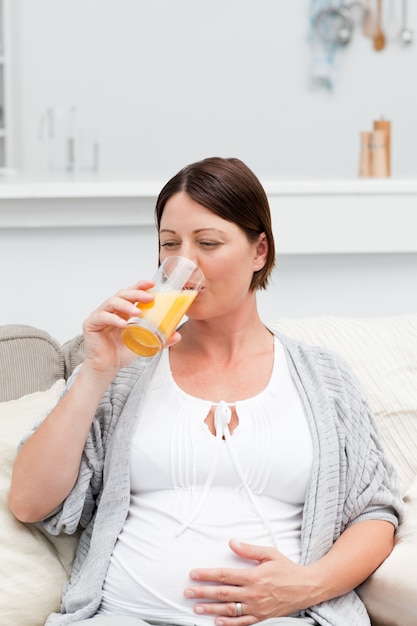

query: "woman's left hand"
left=184, top=538, right=317, bottom=625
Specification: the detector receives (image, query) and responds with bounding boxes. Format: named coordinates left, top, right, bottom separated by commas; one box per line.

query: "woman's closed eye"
left=160, top=241, right=180, bottom=249
left=160, top=240, right=221, bottom=249
left=198, top=240, right=221, bottom=248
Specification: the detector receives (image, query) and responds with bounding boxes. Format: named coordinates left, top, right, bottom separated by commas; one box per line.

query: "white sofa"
left=1, top=315, right=416, bottom=626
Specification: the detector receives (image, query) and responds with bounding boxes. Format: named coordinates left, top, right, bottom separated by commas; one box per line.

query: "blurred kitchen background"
left=1, top=0, right=417, bottom=340
left=1, top=0, right=416, bottom=178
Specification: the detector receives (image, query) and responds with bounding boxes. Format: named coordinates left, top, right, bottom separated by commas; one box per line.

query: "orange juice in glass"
left=122, top=256, right=204, bottom=357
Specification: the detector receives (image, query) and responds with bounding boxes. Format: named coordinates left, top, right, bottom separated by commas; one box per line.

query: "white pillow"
left=0, top=380, right=79, bottom=626
left=272, top=314, right=417, bottom=494
left=357, top=474, right=417, bottom=626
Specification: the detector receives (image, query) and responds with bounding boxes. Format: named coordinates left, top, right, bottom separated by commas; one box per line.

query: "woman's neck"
left=169, top=310, right=275, bottom=402
left=174, top=309, right=272, bottom=363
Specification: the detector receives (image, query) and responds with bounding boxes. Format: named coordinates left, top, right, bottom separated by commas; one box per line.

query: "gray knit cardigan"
left=41, top=330, right=403, bottom=626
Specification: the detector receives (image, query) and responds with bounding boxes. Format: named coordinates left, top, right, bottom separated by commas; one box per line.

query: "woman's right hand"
left=82, top=280, right=182, bottom=376
left=82, top=280, right=155, bottom=374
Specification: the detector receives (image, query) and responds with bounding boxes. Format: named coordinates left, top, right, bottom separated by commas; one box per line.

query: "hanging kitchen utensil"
left=314, top=4, right=354, bottom=46
left=314, top=1, right=364, bottom=47
left=362, top=0, right=375, bottom=37
left=310, top=0, right=363, bottom=90
left=373, top=0, right=386, bottom=50
left=400, top=0, right=414, bottom=44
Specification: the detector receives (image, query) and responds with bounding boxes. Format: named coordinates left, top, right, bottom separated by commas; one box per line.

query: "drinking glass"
left=122, top=256, right=204, bottom=357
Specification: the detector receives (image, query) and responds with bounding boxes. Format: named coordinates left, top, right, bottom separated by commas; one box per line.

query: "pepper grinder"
left=373, top=118, right=391, bottom=176
left=359, top=131, right=372, bottom=177
left=371, top=130, right=388, bottom=177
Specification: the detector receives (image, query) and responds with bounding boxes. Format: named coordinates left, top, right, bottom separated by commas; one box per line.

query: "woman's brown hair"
left=155, top=157, right=276, bottom=290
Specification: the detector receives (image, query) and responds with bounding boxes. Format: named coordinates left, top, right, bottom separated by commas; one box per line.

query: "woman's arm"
left=183, top=520, right=395, bottom=625
left=8, top=280, right=171, bottom=524
left=8, top=365, right=113, bottom=523
left=304, top=518, right=395, bottom=603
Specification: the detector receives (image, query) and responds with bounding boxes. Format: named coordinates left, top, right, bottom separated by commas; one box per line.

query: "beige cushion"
left=272, top=314, right=417, bottom=495
left=358, top=475, right=417, bottom=626
left=0, top=325, right=65, bottom=402
left=0, top=381, right=78, bottom=626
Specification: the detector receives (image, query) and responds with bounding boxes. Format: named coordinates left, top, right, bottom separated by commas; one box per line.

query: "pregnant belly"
left=100, top=489, right=281, bottom=618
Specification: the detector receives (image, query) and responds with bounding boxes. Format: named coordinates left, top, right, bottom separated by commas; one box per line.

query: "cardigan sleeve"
left=282, top=332, right=405, bottom=580
left=345, top=399, right=403, bottom=530
left=41, top=415, right=107, bottom=536
left=332, top=355, right=404, bottom=531
left=39, top=360, right=145, bottom=536
left=38, top=366, right=111, bottom=535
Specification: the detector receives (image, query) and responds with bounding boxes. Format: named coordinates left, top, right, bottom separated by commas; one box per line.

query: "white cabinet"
left=0, top=0, right=11, bottom=170
left=0, top=177, right=417, bottom=256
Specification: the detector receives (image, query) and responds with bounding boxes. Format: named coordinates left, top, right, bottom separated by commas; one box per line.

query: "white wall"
left=258, top=252, right=417, bottom=320
left=8, top=0, right=417, bottom=180
left=1, top=224, right=157, bottom=342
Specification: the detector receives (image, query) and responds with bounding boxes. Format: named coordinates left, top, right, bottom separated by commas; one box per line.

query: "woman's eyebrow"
left=193, top=228, right=226, bottom=235
left=159, top=228, right=225, bottom=235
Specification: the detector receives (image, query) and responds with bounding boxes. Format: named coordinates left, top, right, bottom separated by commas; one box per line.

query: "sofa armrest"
left=63, top=333, right=85, bottom=378
left=0, top=325, right=65, bottom=401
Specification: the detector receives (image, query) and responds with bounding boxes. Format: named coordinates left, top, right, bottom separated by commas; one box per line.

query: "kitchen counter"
left=1, top=176, right=417, bottom=254
left=1, top=175, right=417, bottom=199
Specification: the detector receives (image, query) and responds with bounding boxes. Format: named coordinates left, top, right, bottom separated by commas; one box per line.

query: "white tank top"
left=99, top=338, right=313, bottom=623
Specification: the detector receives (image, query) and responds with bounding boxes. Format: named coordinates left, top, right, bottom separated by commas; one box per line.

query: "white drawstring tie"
left=176, top=400, right=278, bottom=548
left=176, top=401, right=231, bottom=536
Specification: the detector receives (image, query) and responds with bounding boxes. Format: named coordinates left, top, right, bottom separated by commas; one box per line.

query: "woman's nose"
left=177, top=245, right=198, bottom=265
